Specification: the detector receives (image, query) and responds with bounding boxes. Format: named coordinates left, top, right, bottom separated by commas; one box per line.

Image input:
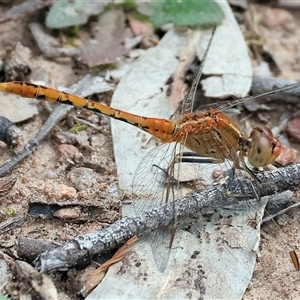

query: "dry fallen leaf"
left=81, top=236, right=138, bottom=297
left=168, top=44, right=196, bottom=113
left=274, top=144, right=297, bottom=167
left=79, top=9, right=128, bottom=67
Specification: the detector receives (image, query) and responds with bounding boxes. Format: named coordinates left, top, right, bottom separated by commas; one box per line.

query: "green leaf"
left=123, top=0, right=137, bottom=10
left=149, top=0, right=224, bottom=28
left=70, top=123, right=87, bottom=133
left=46, top=0, right=109, bottom=29
left=0, top=294, right=9, bottom=300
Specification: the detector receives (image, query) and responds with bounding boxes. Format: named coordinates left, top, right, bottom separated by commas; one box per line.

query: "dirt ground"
left=1, top=1, right=300, bottom=300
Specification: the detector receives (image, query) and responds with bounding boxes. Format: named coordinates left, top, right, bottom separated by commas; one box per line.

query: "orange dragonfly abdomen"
left=0, top=81, right=282, bottom=170
left=0, top=81, right=178, bottom=142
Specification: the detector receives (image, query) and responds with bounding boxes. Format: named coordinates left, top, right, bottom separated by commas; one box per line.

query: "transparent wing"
left=131, top=128, right=255, bottom=272
left=132, top=141, right=183, bottom=272
left=130, top=24, right=279, bottom=272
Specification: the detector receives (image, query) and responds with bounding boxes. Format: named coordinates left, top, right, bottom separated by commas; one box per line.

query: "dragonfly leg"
left=238, top=150, right=262, bottom=185
left=152, top=152, right=220, bottom=187
left=178, top=151, right=263, bottom=200
left=151, top=163, right=178, bottom=186
left=179, top=152, right=220, bottom=164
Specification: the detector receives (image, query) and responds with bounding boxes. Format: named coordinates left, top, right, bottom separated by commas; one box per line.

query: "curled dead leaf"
left=81, top=236, right=138, bottom=297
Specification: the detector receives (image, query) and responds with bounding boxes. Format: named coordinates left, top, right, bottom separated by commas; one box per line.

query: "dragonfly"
left=0, top=28, right=299, bottom=272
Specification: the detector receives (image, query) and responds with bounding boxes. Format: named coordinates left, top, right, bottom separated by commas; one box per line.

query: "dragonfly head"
left=247, top=127, right=281, bottom=168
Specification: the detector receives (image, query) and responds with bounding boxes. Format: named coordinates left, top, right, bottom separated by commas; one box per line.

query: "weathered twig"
left=251, top=76, right=300, bottom=103
left=29, top=23, right=79, bottom=58
left=0, top=0, right=53, bottom=23
left=0, top=215, right=24, bottom=235
left=33, top=162, right=300, bottom=273
left=16, top=237, right=60, bottom=263
left=0, top=116, right=22, bottom=147
left=0, top=105, right=72, bottom=177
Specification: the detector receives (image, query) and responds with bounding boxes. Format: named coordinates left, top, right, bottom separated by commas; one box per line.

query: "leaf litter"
left=46, top=0, right=108, bottom=29
left=79, top=9, right=128, bottom=68
left=0, top=1, right=300, bottom=300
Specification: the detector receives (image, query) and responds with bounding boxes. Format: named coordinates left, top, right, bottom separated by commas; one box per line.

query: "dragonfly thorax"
left=172, top=110, right=281, bottom=170
left=172, top=109, right=242, bottom=163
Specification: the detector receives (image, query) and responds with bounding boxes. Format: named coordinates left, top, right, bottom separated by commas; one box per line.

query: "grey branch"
left=0, top=105, right=72, bottom=177
left=33, top=163, right=300, bottom=273
left=251, top=76, right=300, bottom=103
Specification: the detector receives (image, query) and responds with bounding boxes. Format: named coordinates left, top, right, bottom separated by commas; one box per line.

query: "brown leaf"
left=168, top=45, right=196, bottom=114
left=79, top=9, right=127, bottom=67
left=275, top=144, right=297, bottom=166
left=81, top=236, right=138, bottom=297
left=128, top=17, right=153, bottom=37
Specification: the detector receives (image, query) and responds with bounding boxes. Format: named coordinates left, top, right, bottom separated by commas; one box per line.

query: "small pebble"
left=68, top=167, right=95, bottom=191
left=285, top=117, right=300, bottom=143
left=56, top=144, right=80, bottom=163
left=44, top=184, right=77, bottom=200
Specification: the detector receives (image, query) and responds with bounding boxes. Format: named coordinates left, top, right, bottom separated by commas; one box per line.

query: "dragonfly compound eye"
left=247, top=127, right=281, bottom=168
